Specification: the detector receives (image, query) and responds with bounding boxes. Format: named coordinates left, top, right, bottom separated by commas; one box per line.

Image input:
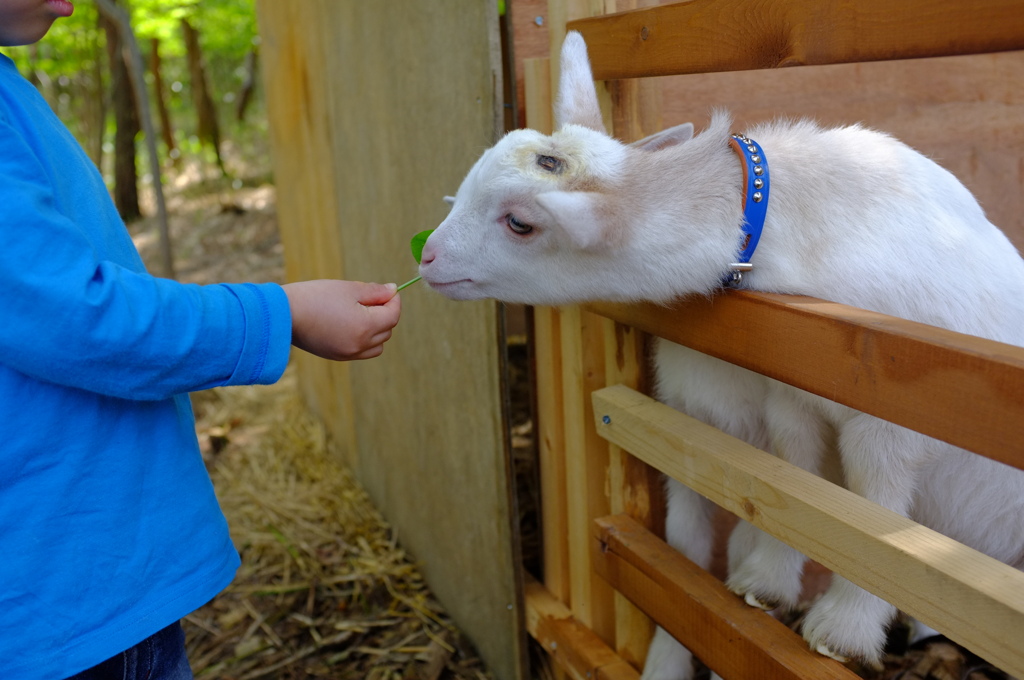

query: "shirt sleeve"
left=0, top=117, right=292, bottom=401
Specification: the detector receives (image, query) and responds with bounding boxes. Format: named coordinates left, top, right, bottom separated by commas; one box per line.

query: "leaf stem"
left=396, top=276, right=422, bottom=292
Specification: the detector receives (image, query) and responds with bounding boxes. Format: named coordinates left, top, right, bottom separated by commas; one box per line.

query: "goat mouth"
left=425, top=278, right=478, bottom=299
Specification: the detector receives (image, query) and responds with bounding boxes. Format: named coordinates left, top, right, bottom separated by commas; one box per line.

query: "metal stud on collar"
left=726, top=133, right=771, bottom=286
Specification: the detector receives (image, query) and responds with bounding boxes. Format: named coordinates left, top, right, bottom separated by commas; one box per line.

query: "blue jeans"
left=66, top=621, right=193, bottom=680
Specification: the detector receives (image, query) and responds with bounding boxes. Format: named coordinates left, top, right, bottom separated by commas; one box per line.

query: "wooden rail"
left=525, top=575, right=640, bottom=680
left=587, top=291, right=1024, bottom=473
left=568, top=0, right=1024, bottom=79
left=592, top=385, right=1024, bottom=678
left=591, top=514, right=860, bottom=680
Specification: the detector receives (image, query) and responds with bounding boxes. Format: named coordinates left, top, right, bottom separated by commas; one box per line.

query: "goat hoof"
left=814, top=643, right=850, bottom=663
left=743, top=591, right=777, bottom=611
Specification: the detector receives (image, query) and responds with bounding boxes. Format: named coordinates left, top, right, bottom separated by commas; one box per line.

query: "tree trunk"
left=100, top=1, right=140, bottom=222
left=235, top=47, right=258, bottom=123
left=149, top=37, right=177, bottom=164
left=95, top=0, right=174, bottom=278
left=25, top=43, right=40, bottom=87
left=181, top=19, right=225, bottom=173
left=84, top=13, right=106, bottom=167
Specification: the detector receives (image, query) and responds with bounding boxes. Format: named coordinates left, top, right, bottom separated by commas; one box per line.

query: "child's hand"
left=282, top=280, right=402, bottom=361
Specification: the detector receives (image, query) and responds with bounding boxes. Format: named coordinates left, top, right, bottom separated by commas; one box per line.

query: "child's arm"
left=283, top=280, right=402, bottom=361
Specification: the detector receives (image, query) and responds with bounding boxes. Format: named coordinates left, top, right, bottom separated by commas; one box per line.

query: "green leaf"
left=395, top=230, right=434, bottom=293
left=410, top=229, right=434, bottom=264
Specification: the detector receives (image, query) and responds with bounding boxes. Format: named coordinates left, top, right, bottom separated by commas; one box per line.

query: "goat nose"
left=420, top=241, right=437, bottom=265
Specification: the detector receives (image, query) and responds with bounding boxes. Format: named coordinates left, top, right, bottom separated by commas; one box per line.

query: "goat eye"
left=537, top=155, right=563, bottom=173
left=506, top=213, right=534, bottom=235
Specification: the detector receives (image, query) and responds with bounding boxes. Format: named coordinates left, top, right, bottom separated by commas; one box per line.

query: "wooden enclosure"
left=524, top=2, right=1024, bottom=680
left=256, top=1, right=1024, bottom=679
left=255, top=3, right=527, bottom=679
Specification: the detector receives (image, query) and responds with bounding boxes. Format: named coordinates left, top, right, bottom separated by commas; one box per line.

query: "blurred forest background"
left=6, top=0, right=264, bottom=231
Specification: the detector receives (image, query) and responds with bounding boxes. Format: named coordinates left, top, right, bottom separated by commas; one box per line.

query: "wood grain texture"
left=535, top=304, right=571, bottom=602
left=508, top=0, right=550, bottom=128
left=592, top=385, right=1024, bottom=678
left=257, top=3, right=524, bottom=679
left=655, top=51, right=1024, bottom=249
left=525, top=575, right=641, bottom=680
left=255, top=1, right=358, bottom=464
left=593, top=514, right=861, bottom=680
left=560, top=307, right=616, bottom=640
left=568, top=0, right=1024, bottom=79
left=601, top=314, right=660, bottom=669
left=587, top=290, right=1024, bottom=472
left=524, top=56, right=572, bottom=608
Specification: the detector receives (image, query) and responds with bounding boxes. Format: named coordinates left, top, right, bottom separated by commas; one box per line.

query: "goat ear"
left=535, top=191, right=612, bottom=250
left=556, top=31, right=605, bottom=133
left=629, top=122, right=695, bottom=151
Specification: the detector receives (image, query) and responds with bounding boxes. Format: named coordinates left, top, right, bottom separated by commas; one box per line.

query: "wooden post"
left=525, top=56, right=572, bottom=607
left=258, top=3, right=524, bottom=678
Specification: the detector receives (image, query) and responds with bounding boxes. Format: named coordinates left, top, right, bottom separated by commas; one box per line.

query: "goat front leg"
left=801, top=415, right=931, bottom=667
left=726, top=389, right=833, bottom=611
left=725, top=521, right=807, bottom=612
left=640, top=478, right=716, bottom=680
left=646, top=341, right=769, bottom=680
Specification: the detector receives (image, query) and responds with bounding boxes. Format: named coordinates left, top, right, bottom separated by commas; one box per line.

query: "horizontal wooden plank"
left=525, top=575, right=640, bottom=680
left=591, top=384, right=1024, bottom=677
left=568, top=0, right=1024, bottom=80
left=592, top=514, right=860, bottom=680
left=586, top=291, right=1024, bottom=472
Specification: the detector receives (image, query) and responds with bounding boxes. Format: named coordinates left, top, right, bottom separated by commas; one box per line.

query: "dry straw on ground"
left=184, top=373, right=491, bottom=680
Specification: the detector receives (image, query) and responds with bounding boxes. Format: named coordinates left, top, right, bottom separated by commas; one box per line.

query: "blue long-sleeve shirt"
left=0, top=53, right=292, bottom=678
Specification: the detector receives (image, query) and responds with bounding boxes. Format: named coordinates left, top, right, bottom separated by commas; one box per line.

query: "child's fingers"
left=366, top=293, right=401, bottom=329
left=367, top=328, right=393, bottom=347
left=357, top=282, right=399, bottom=306
left=350, top=343, right=387, bottom=360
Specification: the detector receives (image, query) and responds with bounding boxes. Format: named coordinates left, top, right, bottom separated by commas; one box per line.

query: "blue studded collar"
left=725, top=134, right=770, bottom=286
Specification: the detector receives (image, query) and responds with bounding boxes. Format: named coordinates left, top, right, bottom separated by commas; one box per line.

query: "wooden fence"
left=523, top=2, right=1024, bottom=679
left=256, top=4, right=527, bottom=679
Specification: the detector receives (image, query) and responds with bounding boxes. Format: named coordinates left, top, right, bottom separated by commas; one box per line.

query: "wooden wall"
left=656, top=51, right=1024, bottom=249
left=255, top=3, right=527, bottom=679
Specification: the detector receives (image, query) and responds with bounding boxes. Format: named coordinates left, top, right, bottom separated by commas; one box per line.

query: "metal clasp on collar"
left=727, top=262, right=753, bottom=285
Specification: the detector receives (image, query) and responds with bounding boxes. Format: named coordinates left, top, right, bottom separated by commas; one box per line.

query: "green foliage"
left=0, top=0, right=264, bottom=182
left=133, top=0, right=196, bottom=48
left=133, top=0, right=259, bottom=68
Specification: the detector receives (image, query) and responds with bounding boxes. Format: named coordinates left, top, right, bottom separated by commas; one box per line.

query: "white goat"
left=419, top=31, right=1024, bottom=680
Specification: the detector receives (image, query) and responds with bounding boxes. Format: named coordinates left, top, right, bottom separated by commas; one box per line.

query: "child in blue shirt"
left=0, top=2, right=403, bottom=678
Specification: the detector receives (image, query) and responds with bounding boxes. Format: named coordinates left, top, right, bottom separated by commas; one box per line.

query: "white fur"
left=420, top=31, right=1024, bottom=677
